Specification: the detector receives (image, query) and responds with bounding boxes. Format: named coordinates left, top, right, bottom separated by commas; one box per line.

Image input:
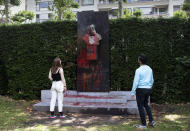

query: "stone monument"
left=33, top=11, right=139, bottom=115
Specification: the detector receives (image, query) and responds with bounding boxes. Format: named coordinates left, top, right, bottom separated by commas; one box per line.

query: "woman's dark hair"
left=51, top=57, right=62, bottom=74
left=138, top=54, right=147, bottom=64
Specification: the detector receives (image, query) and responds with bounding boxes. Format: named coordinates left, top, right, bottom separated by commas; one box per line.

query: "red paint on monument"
left=77, top=24, right=103, bottom=92
left=83, top=34, right=99, bottom=60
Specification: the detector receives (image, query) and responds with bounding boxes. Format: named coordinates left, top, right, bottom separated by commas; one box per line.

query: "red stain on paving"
left=72, top=102, right=106, bottom=107
left=68, top=102, right=124, bottom=107
left=73, top=102, right=80, bottom=106
left=64, top=94, right=117, bottom=99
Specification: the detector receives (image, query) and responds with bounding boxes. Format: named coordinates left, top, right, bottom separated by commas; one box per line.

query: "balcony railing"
left=36, top=19, right=50, bottom=23
left=143, top=13, right=169, bottom=18
left=99, top=0, right=168, bottom=5
left=128, top=0, right=153, bottom=3
left=99, top=0, right=118, bottom=4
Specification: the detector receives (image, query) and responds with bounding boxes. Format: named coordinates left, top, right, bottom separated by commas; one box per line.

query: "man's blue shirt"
left=131, top=65, right=154, bottom=95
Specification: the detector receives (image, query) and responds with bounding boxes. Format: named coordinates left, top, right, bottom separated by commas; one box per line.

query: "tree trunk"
left=58, top=9, right=62, bottom=21
left=4, top=0, right=9, bottom=23
left=118, top=0, right=123, bottom=18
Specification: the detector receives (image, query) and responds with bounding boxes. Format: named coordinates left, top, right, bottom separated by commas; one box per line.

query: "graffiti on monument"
left=77, top=11, right=109, bottom=92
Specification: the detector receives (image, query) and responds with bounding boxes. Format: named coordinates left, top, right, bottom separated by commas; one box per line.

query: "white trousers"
left=50, top=81, right=64, bottom=112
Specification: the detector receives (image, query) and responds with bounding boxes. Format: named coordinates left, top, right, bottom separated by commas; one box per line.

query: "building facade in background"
left=0, top=0, right=185, bottom=23
left=98, top=0, right=184, bottom=19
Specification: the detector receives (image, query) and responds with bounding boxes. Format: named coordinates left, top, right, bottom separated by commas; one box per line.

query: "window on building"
left=109, top=9, right=118, bottom=17
left=74, top=0, right=80, bottom=3
left=152, top=7, right=157, bottom=14
left=82, top=0, right=94, bottom=5
left=36, top=1, right=53, bottom=11
left=136, top=7, right=153, bottom=15
left=36, top=14, right=40, bottom=19
left=138, top=0, right=153, bottom=1
left=99, top=0, right=115, bottom=4
left=36, top=14, right=40, bottom=22
left=159, top=8, right=168, bottom=14
left=174, top=5, right=181, bottom=12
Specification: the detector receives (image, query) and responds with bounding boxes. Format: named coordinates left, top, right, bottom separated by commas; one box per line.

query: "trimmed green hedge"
left=0, top=18, right=190, bottom=103
left=0, top=22, right=77, bottom=99
left=110, top=18, right=190, bottom=103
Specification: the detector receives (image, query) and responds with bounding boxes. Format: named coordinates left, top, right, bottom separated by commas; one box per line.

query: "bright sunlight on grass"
left=0, top=95, right=190, bottom=131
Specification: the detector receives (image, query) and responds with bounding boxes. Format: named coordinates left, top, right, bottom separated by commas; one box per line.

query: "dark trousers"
left=136, top=88, right=154, bottom=126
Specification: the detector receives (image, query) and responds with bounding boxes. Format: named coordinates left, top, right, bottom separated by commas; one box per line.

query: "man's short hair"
left=138, top=54, right=147, bottom=64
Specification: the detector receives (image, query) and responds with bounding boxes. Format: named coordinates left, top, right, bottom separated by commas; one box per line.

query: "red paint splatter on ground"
left=69, top=102, right=125, bottom=107
left=64, top=94, right=116, bottom=99
left=73, top=102, right=80, bottom=106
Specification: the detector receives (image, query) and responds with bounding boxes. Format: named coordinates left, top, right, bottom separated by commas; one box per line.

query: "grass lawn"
left=0, top=95, right=190, bottom=131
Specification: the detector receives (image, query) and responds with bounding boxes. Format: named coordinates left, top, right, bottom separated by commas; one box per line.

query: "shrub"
left=173, top=10, right=187, bottom=18
left=133, top=9, right=142, bottom=18
left=0, top=18, right=190, bottom=103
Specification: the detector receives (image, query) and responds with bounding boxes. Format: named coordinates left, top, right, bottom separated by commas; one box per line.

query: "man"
left=131, top=54, right=156, bottom=129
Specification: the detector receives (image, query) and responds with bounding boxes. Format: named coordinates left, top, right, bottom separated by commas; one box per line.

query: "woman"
left=48, top=57, right=67, bottom=119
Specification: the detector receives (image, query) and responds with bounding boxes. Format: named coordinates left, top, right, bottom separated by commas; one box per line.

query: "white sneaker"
left=135, top=124, right=147, bottom=129
left=148, top=121, right=156, bottom=127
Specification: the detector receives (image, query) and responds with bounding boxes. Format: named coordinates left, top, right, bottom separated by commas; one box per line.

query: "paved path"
left=25, top=111, right=139, bottom=127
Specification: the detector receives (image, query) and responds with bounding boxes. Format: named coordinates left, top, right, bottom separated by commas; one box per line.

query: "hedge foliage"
left=0, top=18, right=190, bottom=103
left=110, top=18, right=190, bottom=103
left=0, top=21, right=77, bottom=99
